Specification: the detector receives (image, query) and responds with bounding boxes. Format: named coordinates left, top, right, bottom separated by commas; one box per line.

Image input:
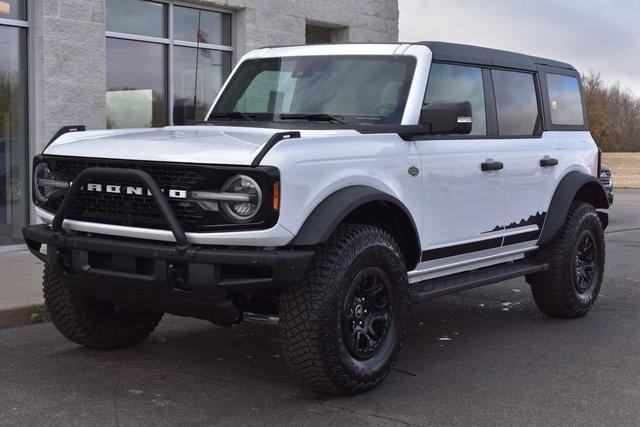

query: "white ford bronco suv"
left=23, top=42, right=609, bottom=395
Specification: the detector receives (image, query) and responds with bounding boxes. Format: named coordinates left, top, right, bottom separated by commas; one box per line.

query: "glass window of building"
left=106, top=0, right=166, bottom=38
left=173, top=6, right=231, bottom=45
left=173, top=47, right=231, bottom=122
left=106, top=1, right=233, bottom=128
left=0, top=0, right=27, bottom=21
left=106, top=38, right=167, bottom=128
left=0, top=1, right=28, bottom=245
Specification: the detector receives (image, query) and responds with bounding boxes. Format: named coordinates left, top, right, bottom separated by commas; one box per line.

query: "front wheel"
left=280, top=224, right=409, bottom=395
left=527, top=202, right=605, bottom=318
left=44, top=265, right=164, bottom=350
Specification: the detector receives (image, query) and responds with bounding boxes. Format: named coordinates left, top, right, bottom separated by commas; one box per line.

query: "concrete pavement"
left=0, top=250, right=44, bottom=326
left=0, top=190, right=638, bottom=425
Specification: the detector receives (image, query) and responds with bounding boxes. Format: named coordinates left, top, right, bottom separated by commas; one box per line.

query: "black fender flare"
left=538, top=171, right=609, bottom=245
left=289, top=185, right=421, bottom=264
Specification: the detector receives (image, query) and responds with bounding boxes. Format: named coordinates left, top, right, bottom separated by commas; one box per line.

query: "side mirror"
left=173, top=98, right=196, bottom=126
left=420, top=101, right=472, bottom=135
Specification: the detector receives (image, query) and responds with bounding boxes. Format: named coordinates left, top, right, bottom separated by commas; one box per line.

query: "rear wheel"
left=527, top=202, right=605, bottom=318
left=44, top=265, right=163, bottom=350
left=280, top=224, right=409, bottom=395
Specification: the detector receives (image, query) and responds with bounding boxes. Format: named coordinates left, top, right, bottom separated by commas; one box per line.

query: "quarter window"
left=546, top=74, right=584, bottom=126
left=424, top=63, right=486, bottom=135
left=492, top=69, right=539, bottom=136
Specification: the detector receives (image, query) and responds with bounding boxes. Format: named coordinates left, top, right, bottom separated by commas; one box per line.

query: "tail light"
left=597, top=148, right=602, bottom=177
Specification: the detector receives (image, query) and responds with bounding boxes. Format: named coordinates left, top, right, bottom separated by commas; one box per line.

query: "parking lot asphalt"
left=1, top=190, right=638, bottom=426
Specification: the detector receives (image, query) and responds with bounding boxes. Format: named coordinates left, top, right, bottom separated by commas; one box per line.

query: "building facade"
left=0, top=0, right=399, bottom=248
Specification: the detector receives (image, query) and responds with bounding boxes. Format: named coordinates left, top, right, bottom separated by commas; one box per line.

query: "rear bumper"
left=23, top=224, right=314, bottom=323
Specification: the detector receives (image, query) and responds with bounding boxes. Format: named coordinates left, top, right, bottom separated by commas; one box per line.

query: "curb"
left=0, top=306, right=38, bottom=328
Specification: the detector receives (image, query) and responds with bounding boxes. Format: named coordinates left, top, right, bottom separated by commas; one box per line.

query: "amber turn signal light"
left=272, top=181, right=280, bottom=211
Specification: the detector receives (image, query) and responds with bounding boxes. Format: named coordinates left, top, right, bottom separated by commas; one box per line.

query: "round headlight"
left=34, top=162, right=68, bottom=204
left=34, top=162, right=56, bottom=204
left=220, top=175, right=262, bottom=222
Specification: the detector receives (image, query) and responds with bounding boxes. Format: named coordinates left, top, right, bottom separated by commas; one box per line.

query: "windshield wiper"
left=278, top=113, right=347, bottom=124
left=208, top=112, right=256, bottom=121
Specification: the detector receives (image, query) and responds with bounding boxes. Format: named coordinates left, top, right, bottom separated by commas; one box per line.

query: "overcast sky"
left=399, top=0, right=640, bottom=96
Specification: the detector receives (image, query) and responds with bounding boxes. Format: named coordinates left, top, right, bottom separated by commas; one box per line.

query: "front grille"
left=599, top=173, right=612, bottom=187
left=40, top=157, right=278, bottom=232
left=52, top=159, right=203, bottom=229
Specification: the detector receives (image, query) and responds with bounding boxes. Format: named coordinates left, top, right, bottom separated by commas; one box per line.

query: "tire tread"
left=280, top=224, right=409, bottom=395
left=44, top=266, right=163, bottom=350
left=527, top=202, right=605, bottom=318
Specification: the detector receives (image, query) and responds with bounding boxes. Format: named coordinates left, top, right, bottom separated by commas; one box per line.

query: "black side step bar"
left=410, top=260, right=548, bottom=304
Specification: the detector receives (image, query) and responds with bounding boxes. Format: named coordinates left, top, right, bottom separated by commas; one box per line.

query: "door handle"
left=481, top=161, right=504, bottom=171
left=539, top=157, right=558, bottom=167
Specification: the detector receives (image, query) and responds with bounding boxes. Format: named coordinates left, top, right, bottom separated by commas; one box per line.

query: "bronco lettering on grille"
left=83, top=183, right=188, bottom=199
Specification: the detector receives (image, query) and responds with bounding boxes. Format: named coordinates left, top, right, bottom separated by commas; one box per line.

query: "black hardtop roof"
left=415, top=41, right=576, bottom=72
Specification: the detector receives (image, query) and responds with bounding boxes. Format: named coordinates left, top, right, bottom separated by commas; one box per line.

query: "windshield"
left=210, top=55, right=416, bottom=125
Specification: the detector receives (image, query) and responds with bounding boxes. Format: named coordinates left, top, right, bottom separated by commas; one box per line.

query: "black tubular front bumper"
left=23, top=167, right=313, bottom=323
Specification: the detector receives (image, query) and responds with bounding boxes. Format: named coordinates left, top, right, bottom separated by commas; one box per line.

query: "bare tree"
left=582, top=71, right=640, bottom=152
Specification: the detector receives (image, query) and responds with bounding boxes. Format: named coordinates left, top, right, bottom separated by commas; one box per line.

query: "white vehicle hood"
left=44, top=125, right=360, bottom=166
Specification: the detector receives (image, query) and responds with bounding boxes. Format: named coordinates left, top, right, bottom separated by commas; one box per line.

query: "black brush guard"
left=23, top=167, right=313, bottom=324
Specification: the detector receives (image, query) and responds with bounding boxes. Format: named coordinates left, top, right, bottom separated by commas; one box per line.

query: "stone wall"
left=200, top=0, right=399, bottom=56
left=31, top=0, right=106, bottom=152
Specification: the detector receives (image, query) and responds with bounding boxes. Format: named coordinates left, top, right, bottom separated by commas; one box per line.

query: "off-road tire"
left=43, top=265, right=163, bottom=350
left=280, top=224, right=409, bottom=395
left=527, top=202, right=605, bottom=318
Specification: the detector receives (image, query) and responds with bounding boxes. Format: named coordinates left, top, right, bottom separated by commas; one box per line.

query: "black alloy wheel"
left=343, top=267, right=392, bottom=360
left=574, top=231, right=597, bottom=293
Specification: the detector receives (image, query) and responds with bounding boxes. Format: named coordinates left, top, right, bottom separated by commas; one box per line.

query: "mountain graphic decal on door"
left=482, top=212, right=546, bottom=234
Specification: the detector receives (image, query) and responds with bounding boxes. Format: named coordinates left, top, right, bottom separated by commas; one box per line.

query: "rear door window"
left=546, top=74, right=584, bottom=126
left=492, top=69, right=539, bottom=136
left=424, top=63, right=487, bottom=136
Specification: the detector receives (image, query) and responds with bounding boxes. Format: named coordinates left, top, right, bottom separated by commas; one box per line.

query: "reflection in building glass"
left=106, top=90, right=153, bottom=129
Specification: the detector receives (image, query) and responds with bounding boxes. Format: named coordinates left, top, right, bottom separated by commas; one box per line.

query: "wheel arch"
left=539, top=171, right=609, bottom=245
left=289, top=185, right=421, bottom=270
